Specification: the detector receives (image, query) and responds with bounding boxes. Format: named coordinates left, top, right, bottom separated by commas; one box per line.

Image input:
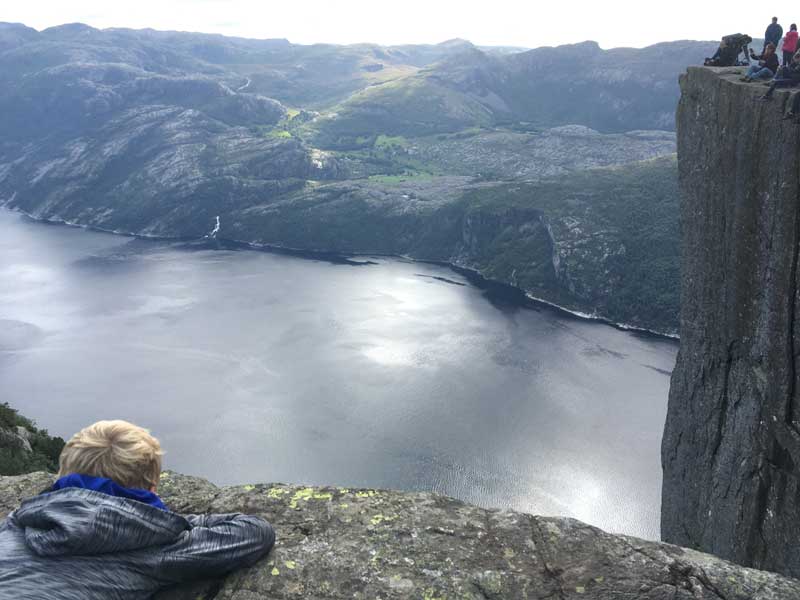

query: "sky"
left=1, top=0, right=779, bottom=49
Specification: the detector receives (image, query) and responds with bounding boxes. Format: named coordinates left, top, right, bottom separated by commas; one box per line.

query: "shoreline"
left=524, top=290, right=679, bottom=340
left=3, top=206, right=679, bottom=341
left=442, top=262, right=679, bottom=341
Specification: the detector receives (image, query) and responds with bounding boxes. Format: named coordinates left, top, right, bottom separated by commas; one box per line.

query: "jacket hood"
left=13, top=487, right=189, bottom=557
left=52, top=473, right=168, bottom=511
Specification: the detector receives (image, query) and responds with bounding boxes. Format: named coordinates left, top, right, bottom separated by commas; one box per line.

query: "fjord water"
left=0, top=209, right=676, bottom=539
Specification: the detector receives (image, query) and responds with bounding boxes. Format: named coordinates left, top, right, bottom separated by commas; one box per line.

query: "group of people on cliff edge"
left=706, top=17, right=800, bottom=120
left=741, top=17, right=798, bottom=80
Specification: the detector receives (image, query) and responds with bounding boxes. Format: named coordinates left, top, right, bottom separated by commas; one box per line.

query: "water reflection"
left=0, top=209, right=677, bottom=540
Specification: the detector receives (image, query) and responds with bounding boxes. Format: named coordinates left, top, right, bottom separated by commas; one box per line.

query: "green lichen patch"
left=369, top=513, right=397, bottom=526
left=289, top=487, right=334, bottom=509
left=267, top=487, right=288, bottom=498
left=355, top=490, right=379, bottom=498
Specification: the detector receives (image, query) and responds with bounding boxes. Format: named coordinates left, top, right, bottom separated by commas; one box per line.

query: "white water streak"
left=205, top=216, right=220, bottom=238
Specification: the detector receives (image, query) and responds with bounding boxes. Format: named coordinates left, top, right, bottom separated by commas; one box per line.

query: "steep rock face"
left=2, top=471, right=800, bottom=599
left=662, top=67, right=800, bottom=576
left=1, top=111, right=329, bottom=239
left=0, top=426, right=32, bottom=453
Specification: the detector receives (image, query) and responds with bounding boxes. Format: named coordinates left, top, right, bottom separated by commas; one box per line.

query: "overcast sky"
left=2, top=0, right=779, bottom=49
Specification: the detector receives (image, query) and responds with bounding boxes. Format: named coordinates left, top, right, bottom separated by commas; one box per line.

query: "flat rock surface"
left=2, top=471, right=800, bottom=598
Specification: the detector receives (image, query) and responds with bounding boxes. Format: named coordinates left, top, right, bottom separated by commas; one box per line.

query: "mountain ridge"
left=0, top=21, right=697, bottom=333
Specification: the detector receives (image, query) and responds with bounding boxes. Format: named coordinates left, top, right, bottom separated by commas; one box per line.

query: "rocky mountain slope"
left=0, top=404, right=64, bottom=476
left=0, top=22, right=699, bottom=332
left=3, top=470, right=800, bottom=599
left=311, top=40, right=711, bottom=146
left=662, top=66, right=800, bottom=578
left=221, top=156, right=679, bottom=331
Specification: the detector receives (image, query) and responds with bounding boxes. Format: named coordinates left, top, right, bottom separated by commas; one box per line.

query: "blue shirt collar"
left=52, top=473, right=168, bottom=511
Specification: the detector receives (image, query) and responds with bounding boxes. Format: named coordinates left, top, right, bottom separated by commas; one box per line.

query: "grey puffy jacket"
left=0, top=487, right=275, bottom=599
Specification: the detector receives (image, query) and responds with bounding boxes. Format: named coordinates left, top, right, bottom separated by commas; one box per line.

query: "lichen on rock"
left=2, top=471, right=800, bottom=598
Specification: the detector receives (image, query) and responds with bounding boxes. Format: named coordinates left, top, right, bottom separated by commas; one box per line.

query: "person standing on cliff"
left=0, top=420, right=276, bottom=600
left=764, top=17, right=784, bottom=52
left=782, top=24, right=799, bottom=65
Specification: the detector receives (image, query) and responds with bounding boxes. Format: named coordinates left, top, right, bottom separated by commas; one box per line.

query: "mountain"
left=309, top=40, right=713, bottom=146
left=0, top=22, right=701, bottom=332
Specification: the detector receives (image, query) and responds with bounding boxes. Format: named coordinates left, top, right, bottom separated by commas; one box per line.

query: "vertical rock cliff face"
left=662, top=66, right=800, bottom=577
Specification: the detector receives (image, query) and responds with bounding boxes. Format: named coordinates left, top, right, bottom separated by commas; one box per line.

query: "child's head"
left=58, top=420, right=163, bottom=491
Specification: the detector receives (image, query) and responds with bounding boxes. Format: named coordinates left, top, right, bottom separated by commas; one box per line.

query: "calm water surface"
left=0, top=209, right=677, bottom=539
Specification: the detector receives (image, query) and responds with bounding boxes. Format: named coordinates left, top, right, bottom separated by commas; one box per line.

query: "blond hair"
left=58, top=420, right=163, bottom=490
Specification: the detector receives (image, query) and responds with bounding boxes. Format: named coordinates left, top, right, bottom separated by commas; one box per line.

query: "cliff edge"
left=662, top=66, right=800, bottom=576
left=2, top=471, right=800, bottom=598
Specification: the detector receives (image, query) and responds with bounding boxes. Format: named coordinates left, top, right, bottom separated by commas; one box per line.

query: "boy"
left=0, top=420, right=275, bottom=599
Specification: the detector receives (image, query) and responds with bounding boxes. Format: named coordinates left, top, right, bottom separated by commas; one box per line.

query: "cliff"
left=662, top=66, right=800, bottom=576
left=2, top=471, right=800, bottom=599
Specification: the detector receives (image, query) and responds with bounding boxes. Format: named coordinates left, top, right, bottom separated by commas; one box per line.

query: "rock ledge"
left=2, top=471, right=800, bottom=598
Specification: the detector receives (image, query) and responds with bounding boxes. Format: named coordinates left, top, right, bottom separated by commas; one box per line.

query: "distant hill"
left=0, top=22, right=700, bottom=332
left=310, top=40, right=713, bottom=146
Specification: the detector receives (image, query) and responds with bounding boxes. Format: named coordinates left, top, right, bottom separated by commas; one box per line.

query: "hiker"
left=706, top=37, right=731, bottom=65
left=705, top=33, right=753, bottom=66
left=744, top=43, right=779, bottom=80
left=0, top=420, right=275, bottom=600
left=765, top=16, right=784, bottom=52
left=761, top=49, right=800, bottom=99
left=783, top=24, right=799, bottom=65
